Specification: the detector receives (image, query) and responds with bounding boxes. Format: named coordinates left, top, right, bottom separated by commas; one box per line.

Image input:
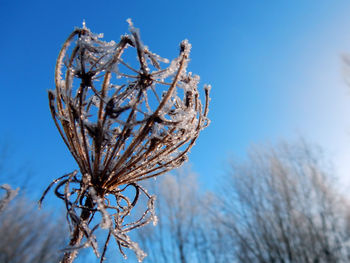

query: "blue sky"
left=2, top=0, right=350, bottom=196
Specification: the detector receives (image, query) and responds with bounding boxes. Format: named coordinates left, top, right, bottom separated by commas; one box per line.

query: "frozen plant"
left=39, top=20, right=210, bottom=263
left=0, top=184, right=18, bottom=213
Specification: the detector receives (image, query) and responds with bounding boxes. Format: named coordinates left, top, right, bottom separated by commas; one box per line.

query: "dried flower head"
left=40, top=20, right=210, bottom=263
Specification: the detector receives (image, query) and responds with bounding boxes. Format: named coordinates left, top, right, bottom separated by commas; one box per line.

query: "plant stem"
left=61, top=197, right=94, bottom=263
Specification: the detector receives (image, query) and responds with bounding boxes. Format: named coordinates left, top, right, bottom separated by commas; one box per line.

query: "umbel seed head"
left=44, top=21, right=210, bottom=263
left=49, top=21, right=210, bottom=192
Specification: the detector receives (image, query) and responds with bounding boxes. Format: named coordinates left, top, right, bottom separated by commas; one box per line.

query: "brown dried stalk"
left=40, top=20, right=210, bottom=263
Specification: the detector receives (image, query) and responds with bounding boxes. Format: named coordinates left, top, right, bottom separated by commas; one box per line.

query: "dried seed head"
left=50, top=22, right=210, bottom=190
left=44, top=21, right=210, bottom=262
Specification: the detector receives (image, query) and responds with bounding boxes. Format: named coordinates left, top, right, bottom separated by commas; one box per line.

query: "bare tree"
left=132, top=166, right=222, bottom=263
left=0, top=194, right=67, bottom=263
left=218, top=141, right=350, bottom=263
left=0, top=145, right=67, bottom=263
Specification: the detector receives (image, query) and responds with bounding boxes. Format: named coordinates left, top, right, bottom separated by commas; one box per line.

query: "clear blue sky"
left=2, top=0, right=350, bottom=195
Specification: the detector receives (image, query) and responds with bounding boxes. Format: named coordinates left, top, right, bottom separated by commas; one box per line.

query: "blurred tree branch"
left=218, top=141, right=350, bottom=262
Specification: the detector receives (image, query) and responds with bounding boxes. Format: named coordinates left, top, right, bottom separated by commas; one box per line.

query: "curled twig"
left=0, top=184, right=19, bottom=213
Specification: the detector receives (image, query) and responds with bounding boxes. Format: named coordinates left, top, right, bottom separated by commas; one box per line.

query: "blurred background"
left=2, top=0, right=350, bottom=262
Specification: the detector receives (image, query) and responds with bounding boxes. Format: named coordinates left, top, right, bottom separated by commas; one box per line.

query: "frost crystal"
left=41, top=21, right=210, bottom=263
